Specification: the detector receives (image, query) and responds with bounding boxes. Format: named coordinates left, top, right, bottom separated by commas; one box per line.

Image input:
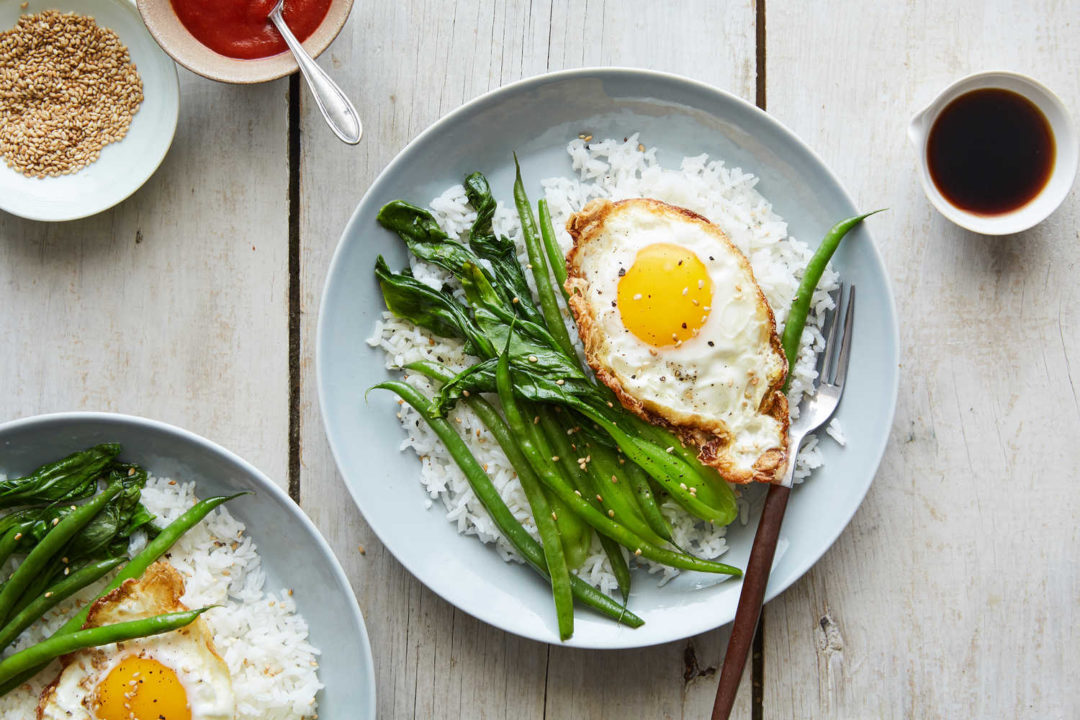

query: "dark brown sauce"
left=927, top=88, right=1055, bottom=215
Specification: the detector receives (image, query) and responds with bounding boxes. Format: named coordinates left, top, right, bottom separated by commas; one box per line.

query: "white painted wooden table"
left=3, top=1, right=1078, bottom=717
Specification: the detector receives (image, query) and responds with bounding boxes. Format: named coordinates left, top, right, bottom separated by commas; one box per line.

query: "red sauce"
left=169, top=0, right=333, bottom=60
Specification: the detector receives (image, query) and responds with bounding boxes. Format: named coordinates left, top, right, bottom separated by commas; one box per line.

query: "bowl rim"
left=0, top=410, right=377, bottom=715
left=316, top=65, right=901, bottom=648
left=135, top=0, right=354, bottom=84
left=908, top=70, right=1079, bottom=235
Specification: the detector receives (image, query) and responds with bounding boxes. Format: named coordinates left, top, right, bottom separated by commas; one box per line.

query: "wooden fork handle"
left=711, top=483, right=791, bottom=720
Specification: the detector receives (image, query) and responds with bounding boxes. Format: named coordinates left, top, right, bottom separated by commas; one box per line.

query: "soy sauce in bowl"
left=927, top=88, right=1055, bottom=215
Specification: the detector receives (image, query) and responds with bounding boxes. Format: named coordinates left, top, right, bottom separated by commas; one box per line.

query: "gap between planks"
left=288, top=74, right=302, bottom=506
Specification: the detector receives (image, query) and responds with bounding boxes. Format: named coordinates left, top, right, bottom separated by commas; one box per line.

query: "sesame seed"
left=584, top=135, right=593, bottom=142
left=634, top=548, right=642, bottom=556
left=682, top=287, right=688, bottom=296
left=358, top=544, right=366, bottom=555
left=698, top=279, right=705, bottom=289
left=512, top=297, right=520, bottom=304
left=666, top=446, right=675, bottom=453
left=0, top=11, right=145, bottom=178
left=13, top=533, right=21, bottom=541
left=596, top=494, right=604, bottom=502
left=533, top=416, right=540, bottom=424
left=610, top=475, right=618, bottom=483
left=551, top=512, right=558, bottom=520
left=552, top=455, right=560, bottom=462
left=462, top=389, right=470, bottom=397
left=680, top=482, right=688, bottom=490
left=607, top=509, right=615, bottom=518
left=51, top=518, right=59, bottom=526
left=637, top=143, right=645, bottom=152
left=528, top=355, right=538, bottom=362
left=556, top=379, right=565, bottom=385
left=44, top=591, right=52, bottom=598
left=574, top=490, right=582, bottom=496
left=633, top=293, right=642, bottom=300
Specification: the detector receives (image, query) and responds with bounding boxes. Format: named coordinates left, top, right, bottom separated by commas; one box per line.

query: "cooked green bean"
left=538, top=198, right=570, bottom=300
left=374, top=380, right=642, bottom=628
left=0, top=557, right=124, bottom=650
left=780, top=210, right=882, bottom=390
left=513, top=157, right=577, bottom=359
left=0, top=527, right=22, bottom=571
left=487, top=357, right=739, bottom=574
left=534, top=413, right=631, bottom=599
left=495, top=346, right=575, bottom=640
left=582, top=442, right=669, bottom=547
left=0, top=482, right=121, bottom=626
left=0, top=493, right=245, bottom=695
left=573, top=402, right=737, bottom=526
left=620, top=458, right=675, bottom=543
left=57, top=492, right=246, bottom=635
left=0, top=607, right=212, bottom=686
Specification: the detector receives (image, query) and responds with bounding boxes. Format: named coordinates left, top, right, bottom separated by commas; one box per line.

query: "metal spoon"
left=268, top=0, right=361, bottom=144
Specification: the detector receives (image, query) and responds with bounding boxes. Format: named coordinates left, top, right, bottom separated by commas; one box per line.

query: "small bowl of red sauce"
left=137, top=0, right=352, bottom=83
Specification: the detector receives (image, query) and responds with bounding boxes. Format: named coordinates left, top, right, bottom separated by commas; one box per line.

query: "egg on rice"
left=564, top=197, right=789, bottom=484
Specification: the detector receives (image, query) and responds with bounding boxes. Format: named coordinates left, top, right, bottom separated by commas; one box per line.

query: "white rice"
left=0, top=476, right=322, bottom=720
left=369, top=134, right=842, bottom=590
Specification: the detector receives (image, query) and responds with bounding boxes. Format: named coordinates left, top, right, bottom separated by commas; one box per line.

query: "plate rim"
left=0, top=410, right=377, bottom=718
left=317, top=66, right=901, bottom=648
left=0, top=0, right=180, bottom=223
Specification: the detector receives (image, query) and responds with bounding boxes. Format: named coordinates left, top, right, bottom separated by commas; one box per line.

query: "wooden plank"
left=297, top=0, right=758, bottom=716
left=763, top=1, right=1080, bottom=716
left=0, top=71, right=291, bottom=488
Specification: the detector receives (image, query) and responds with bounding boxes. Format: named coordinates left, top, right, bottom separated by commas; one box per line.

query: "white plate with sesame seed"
left=0, top=0, right=179, bottom=222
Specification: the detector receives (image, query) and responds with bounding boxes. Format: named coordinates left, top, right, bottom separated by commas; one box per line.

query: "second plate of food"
left=318, top=68, right=899, bottom=648
left=0, top=412, right=375, bottom=718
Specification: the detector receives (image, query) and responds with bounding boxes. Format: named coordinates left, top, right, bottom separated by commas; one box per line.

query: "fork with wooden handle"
left=711, top=283, right=856, bottom=720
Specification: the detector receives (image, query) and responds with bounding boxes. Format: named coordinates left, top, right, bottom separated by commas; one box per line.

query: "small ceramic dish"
left=136, top=0, right=353, bottom=84
left=0, top=0, right=179, bottom=223
left=0, top=412, right=377, bottom=719
left=908, top=71, right=1078, bottom=235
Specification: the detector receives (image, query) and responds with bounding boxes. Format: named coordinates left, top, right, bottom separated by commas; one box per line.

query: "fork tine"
left=831, top=284, right=856, bottom=388
left=812, top=288, right=841, bottom=386
left=819, top=283, right=845, bottom=385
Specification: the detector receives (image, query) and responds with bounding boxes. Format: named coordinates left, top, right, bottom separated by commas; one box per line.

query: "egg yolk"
left=93, top=655, right=191, bottom=720
left=616, top=243, right=713, bottom=346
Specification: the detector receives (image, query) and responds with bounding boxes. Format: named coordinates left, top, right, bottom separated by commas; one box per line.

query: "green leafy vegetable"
left=0, top=444, right=120, bottom=509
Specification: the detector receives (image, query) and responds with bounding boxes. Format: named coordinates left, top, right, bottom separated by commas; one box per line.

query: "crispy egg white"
left=37, top=561, right=234, bottom=720
left=565, top=198, right=789, bottom=483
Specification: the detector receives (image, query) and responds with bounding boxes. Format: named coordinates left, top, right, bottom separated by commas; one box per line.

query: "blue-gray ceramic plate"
left=0, top=412, right=376, bottom=717
left=318, top=68, right=899, bottom=649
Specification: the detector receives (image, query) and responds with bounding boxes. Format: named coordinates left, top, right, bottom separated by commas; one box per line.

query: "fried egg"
left=37, top=561, right=234, bottom=720
left=565, top=198, right=789, bottom=483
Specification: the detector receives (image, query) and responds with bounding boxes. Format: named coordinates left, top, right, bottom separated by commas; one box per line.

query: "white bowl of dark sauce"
left=909, top=71, right=1078, bottom=235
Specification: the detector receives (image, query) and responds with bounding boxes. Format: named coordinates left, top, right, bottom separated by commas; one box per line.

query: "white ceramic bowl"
left=0, top=412, right=376, bottom=719
left=0, top=0, right=179, bottom=222
left=908, top=71, right=1078, bottom=235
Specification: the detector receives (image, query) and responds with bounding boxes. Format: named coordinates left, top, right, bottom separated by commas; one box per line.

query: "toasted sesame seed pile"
left=0, top=10, right=144, bottom=179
